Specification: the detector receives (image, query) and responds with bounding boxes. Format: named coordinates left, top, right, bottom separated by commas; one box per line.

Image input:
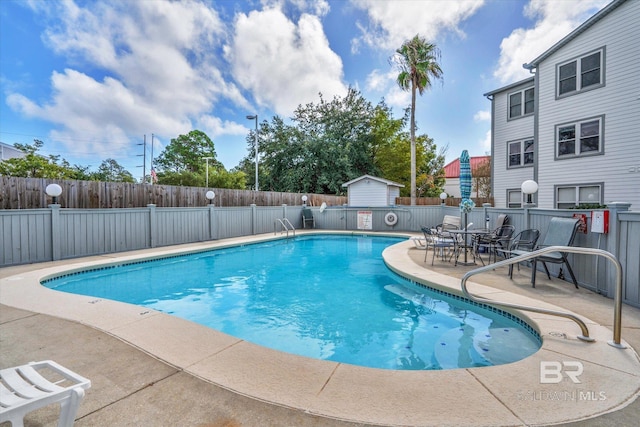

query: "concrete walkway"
left=1, top=234, right=639, bottom=426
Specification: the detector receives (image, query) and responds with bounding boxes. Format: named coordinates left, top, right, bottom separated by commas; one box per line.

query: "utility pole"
left=246, top=114, right=259, bottom=191
left=150, top=133, right=155, bottom=185
left=202, top=156, right=213, bottom=188
left=137, top=135, right=146, bottom=183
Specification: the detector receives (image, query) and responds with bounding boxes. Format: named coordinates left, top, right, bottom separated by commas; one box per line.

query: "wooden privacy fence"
left=0, top=177, right=347, bottom=209
left=396, top=196, right=493, bottom=206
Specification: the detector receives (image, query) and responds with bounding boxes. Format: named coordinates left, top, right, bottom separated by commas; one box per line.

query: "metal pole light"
left=202, top=156, right=213, bottom=188
left=246, top=114, right=259, bottom=191
left=521, top=180, right=539, bottom=206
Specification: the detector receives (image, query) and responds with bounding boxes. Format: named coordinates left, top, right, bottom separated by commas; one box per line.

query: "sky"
left=0, top=0, right=611, bottom=181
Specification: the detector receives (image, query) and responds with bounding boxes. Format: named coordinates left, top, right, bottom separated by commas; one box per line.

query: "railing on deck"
left=460, top=246, right=625, bottom=348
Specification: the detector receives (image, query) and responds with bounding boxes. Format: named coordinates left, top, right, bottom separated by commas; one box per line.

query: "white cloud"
left=226, top=7, right=347, bottom=116
left=197, top=116, right=248, bottom=139
left=9, top=0, right=249, bottom=160
left=364, top=68, right=411, bottom=109
left=474, top=110, right=491, bottom=122
left=480, top=129, right=491, bottom=154
left=350, top=0, right=485, bottom=52
left=494, top=0, right=610, bottom=84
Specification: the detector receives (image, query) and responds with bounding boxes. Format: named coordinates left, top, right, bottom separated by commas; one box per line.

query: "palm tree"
left=393, top=35, right=443, bottom=205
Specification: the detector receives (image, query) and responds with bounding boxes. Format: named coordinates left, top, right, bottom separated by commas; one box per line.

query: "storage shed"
left=341, top=175, right=404, bottom=207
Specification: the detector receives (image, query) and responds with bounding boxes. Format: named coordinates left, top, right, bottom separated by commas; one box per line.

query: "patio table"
left=448, top=228, right=490, bottom=266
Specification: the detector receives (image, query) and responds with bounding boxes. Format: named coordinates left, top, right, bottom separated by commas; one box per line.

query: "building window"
left=556, top=117, right=603, bottom=158
left=556, top=184, right=602, bottom=208
left=507, top=189, right=522, bottom=208
left=508, top=87, right=534, bottom=119
left=508, top=138, right=534, bottom=168
left=557, top=49, right=603, bottom=97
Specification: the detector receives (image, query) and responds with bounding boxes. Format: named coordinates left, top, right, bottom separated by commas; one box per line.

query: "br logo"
left=540, top=361, right=584, bottom=384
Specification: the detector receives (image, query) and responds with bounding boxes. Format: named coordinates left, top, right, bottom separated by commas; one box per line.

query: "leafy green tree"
left=417, top=141, right=447, bottom=197
left=240, top=89, right=379, bottom=194
left=392, top=35, right=443, bottom=205
left=208, top=168, right=247, bottom=189
left=68, top=164, right=92, bottom=181
left=89, top=158, right=135, bottom=183
left=473, top=157, right=491, bottom=198
left=155, top=130, right=221, bottom=174
left=370, top=102, right=446, bottom=197
left=154, top=170, right=202, bottom=187
left=0, top=140, right=76, bottom=179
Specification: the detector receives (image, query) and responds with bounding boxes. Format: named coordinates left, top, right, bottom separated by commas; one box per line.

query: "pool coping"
left=1, top=231, right=639, bottom=426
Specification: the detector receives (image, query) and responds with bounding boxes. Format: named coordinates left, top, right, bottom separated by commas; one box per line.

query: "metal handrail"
left=274, top=218, right=296, bottom=237
left=282, top=218, right=295, bottom=236
left=460, top=246, right=625, bottom=348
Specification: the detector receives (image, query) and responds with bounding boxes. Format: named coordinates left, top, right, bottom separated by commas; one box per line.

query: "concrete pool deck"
left=1, top=231, right=639, bottom=426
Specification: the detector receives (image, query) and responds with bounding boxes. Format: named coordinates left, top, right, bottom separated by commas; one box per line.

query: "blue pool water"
left=44, top=235, right=541, bottom=370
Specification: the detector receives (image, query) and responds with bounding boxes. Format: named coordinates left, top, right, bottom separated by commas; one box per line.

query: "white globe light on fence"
left=521, top=180, right=539, bottom=206
left=206, top=190, right=215, bottom=205
left=45, top=183, right=62, bottom=205
left=439, top=192, right=447, bottom=205
left=301, top=195, right=308, bottom=206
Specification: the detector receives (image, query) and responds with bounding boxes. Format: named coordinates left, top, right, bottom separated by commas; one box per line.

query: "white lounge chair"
left=0, top=360, right=91, bottom=427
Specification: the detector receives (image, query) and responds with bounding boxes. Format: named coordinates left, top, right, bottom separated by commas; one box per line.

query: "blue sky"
left=0, top=0, right=610, bottom=181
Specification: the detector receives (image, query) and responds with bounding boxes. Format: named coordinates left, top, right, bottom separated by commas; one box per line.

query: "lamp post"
left=206, top=190, right=216, bottom=205
left=45, top=183, right=62, bottom=206
left=521, top=180, right=539, bottom=207
left=302, top=195, right=308, bottom=207
left=246, top=114, right=259, bottom=191
left=439, top=192, right=447, bottom=206
left=202, top=156, right=213, bottom=188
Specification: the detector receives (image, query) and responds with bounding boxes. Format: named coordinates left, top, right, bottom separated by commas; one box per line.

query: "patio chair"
left=0, top=360, right=91, bottom=427
left=421, top=226, right=457, bottom=265
left=301, top=208, right=315, bottom=229
left=410, top=227, right=429, bottom=249
left=442, top=215, right=461, bottom=229
left=505, top=229, right=540, bottom=277
left=510, top=217, right=581, bottom=288
left=474, top=225, right=515, bottom=265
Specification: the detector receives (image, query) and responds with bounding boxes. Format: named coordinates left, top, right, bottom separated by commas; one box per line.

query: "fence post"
left=282, top=204, right=287, bottom=223
left=343, top=204, right=348, bottom=230
left=209, top=204, right=216, bottom=240
left=251, top=204, right=257, bottom=235
left=482, top=203, right=491, bottom=230
left=603, top=202, right=630, bottom=298
left=50, top=204, right=61, bottom=261
left=147, top=204, right=156, bottom=248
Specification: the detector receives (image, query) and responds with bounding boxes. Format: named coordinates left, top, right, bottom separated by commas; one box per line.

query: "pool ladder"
left=274, top=218, right=295, bottom=237
left=461, top=246, right=625, bottom=348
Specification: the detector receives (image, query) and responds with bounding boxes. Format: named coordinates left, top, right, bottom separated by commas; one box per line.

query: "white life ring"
left=384, top=212, right=398, bottom=226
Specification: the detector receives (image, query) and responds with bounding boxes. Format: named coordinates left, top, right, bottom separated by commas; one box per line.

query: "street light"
left=246, top=114, right=259, bottom=191
left=45, top=183, right=62, bottom=205
left=521, top=180, right=539, bottom=207
left=202, top=156, right=213, bottom=188
left=206, top=190, right=215, bottom=205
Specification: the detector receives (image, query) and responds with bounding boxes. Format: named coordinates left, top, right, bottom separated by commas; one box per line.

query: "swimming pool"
left=43, top=234, right=541, bottom=370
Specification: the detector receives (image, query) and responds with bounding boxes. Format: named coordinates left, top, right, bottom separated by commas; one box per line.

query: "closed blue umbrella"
left=459, top=150, right=475, bottom=243
left=459, top=150, right=471, bottom=200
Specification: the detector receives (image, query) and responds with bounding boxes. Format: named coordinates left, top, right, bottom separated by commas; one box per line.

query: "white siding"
left=491, top=81, right=535, bottom=208
left=348, top=180, right=388, bottom=207
left=444, top=178, right=460, bottom=197
left=0, top=143, right=25, bottom=160
left=536, top=0, right=640, bottom=209
left=388, top=186, right=400, bottom=205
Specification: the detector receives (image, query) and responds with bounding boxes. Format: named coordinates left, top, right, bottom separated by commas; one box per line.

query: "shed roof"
left=444, top=156, right=490, bottom=179
left=341, top=174, right=404, bottom=188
